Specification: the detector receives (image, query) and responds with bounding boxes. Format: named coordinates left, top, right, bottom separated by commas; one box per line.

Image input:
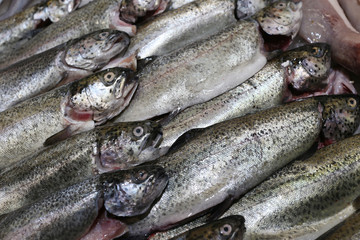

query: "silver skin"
left=160, top=43, right=331, bottom=149
left=0, top=0, right=134, bottom=69
left=169, top=216, right=246, bottom=240
left=0, top=165, right=169, bottom=240
left=115, top=20, right=267, bottom=122
left=0, top=121, right=165, bottom=215
left=0, top=0, right=45, bottom=21
left=0, top=29, right=130, bottom=112
left=105, top=0, right=238, bottom=69
left=0, top=0, right=79, bottom=51
left=0, top=68, right=138, bottom=170
left=148, top=95, right=360, bottom=240
left=123, top=97, right=343, bottom=238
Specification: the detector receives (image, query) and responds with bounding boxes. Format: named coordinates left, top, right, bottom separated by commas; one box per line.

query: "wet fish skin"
left=105, top=0, right=238, bottom=68
left=0, top=165, right=168, bottom=240
left=0, top=120, right=164, bottom=215
left=123, top=97, right=339, bottom=238
left=115, top=20, right=267, bottom=122
left=0, top=29, right=130, bottom=112
left=160, top=42, right=331, bottom=149
left=0, top=0, right=78, bottom=50
left=169, top=216, right=246, bottom=240
left=0, top=68, right=137, bottom=170
left=0, top=0, right=136, bottom=69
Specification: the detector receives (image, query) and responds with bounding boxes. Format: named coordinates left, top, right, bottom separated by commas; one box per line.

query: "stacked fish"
left=0, top=0, right=360, bottom=239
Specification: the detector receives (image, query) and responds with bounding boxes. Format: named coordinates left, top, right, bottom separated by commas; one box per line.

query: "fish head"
left=181, top=216, right=246, bottom=240
left=317, top=94, right=360, bottom=144
left=68, top=68, right=138, bottom=124
left=102, top=165, right=168, bottom=217
left=120, top=0, right=162, bottom=23
left=45, top=0, right=80, bottom=22
left=64, top=29, right=130, bottom=70
left=97, top=121, right=165, bottom=170
left=282, top=43, right=331, bottom=92
left=255, top=0, right=302, bottom=51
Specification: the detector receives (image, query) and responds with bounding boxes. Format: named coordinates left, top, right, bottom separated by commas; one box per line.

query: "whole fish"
left=114, top=0, right=302, bottom=122
left=121, top=95, right=360, bottom=239
left=168, top=216, right=246, bottom=240
left=0, top=165, right=169, bottom=240
left=160, top=43, right=331, bottom=149
left=318, top=210, right=360, bottom=240
left=0, top=0, right=168, bottom=69
left=0, top=68, right=138, bottom=170
left=0, top=0, right=79, bottom=51
left=105, top=0, right=238, bottom=69
left=0, top=29, right=130, bottom=112
left=0, top=121, right=165, bottom=215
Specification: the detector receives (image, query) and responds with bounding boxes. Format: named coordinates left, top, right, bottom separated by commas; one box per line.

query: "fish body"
left=319, top=211, right=360, bottom=240
left=0, top=68, right=137, bottom=170
left=0, top=29, right=130, bottom=112
left=115, top=20, right=267, bottom=122
left=0, top=121, right=165, bottom=215
left=338, top=0, right=360, bottom=32
left=160, top=43, right=331, bottom=149
left=105, top=0, right=238, bottom=68
left=0, top=0, right=135, bottom=69
left=0, top=0, right=79, bottom=51
left=123, top=95, right=360, bottom=238
left=0, top=165, right=168, bottom=240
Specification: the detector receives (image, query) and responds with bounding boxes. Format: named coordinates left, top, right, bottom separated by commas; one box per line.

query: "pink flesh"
left=300, top=0, right=360, bottom=75
left=80, top=209, right=128, bottom=240
left=285, top=68, right=357, bottom=102
left=65, top=105, right=94, bottom=122
left=102, top=52, right=137, bottom=70
left=338, top=0, right=360, bottom=32
left=152, top=0, right=170, bottom=16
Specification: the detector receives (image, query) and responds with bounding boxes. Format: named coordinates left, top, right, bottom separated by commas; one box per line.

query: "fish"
left=114, top=0, right=302, bottom=122
left=299, top=0, right=360, bottom=75
left=0, top=68, right=138, bottom=170
left=0, top=0, right=79, bottom=51
left=105, top=0, right=238, bottom=69
left=0, top=165, right=169, bottom=240
left=159, top=43, right=331, bottom=149
left=0, top=120, right=165, bottom=215
left=318, top=210, right=360, bottom=240
left=0, top=0, right=166, bottom=69
left=167, top=216, right=246, bottom=240
left=0, top=120, right=166, bottom=215
left=121, top=95, right=360, bottom=239
left=0, top=29, right=130, bottom=112
left=0, top=0, right=44, bottom=21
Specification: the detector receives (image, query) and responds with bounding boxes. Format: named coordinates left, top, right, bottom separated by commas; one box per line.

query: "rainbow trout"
left=0, top=165, right=169, bottom=240
left=0, top=121, right=165, bottom=215
left=0, top=0, right=79, bottom=51
left=114, top=0, right=302, bottom=122
left=169, top=216, right=246, bottom=240
left=121, top=95, right=360, bottom=239
left=0, top=0, right=168, bottom=69
left=0, top=29, right=130, bottom=112
left=160, top=43, right=331, bottom=149
left=0, top=68, right=138, bottom=170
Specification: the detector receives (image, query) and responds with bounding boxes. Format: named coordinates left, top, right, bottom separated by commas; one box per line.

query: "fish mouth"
left=104, top=32, right=130, bottom=53
left=259, top=26, right=292, bottom=52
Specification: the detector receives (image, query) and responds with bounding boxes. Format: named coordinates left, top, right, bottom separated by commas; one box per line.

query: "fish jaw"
left=102, top=165, right=168, bottom=217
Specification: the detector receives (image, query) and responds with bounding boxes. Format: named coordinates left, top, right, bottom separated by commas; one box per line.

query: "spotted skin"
left=124, top=98, right=331, bottom=238
left=0, top=165, right=168, bottom=240
left=169, top=216, right=246, bottom=240
left=0, top=29, right=130, bottom=112
left=255, top=0, right=303, bottom=38
left=320, top=211, right=360, bottom=240
left=0, top=121, right=164, bottom=215
left=0, top=68, right=137, bottom=170
left=120, top=0, right=169, bottom=23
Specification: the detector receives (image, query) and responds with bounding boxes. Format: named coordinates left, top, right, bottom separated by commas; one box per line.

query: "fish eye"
left=135, top=170, right=148, bottom=182
left=133, top=126, right=144, bottom=137
left=311, top=47, right=323, bottom=57
left=99, top=32, right=110, bottom=40
left=348, top=98, right=357, bottom=108
left=103, top=72, right=116, bottom=85
left=220, top=224, right=232, bottom=236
